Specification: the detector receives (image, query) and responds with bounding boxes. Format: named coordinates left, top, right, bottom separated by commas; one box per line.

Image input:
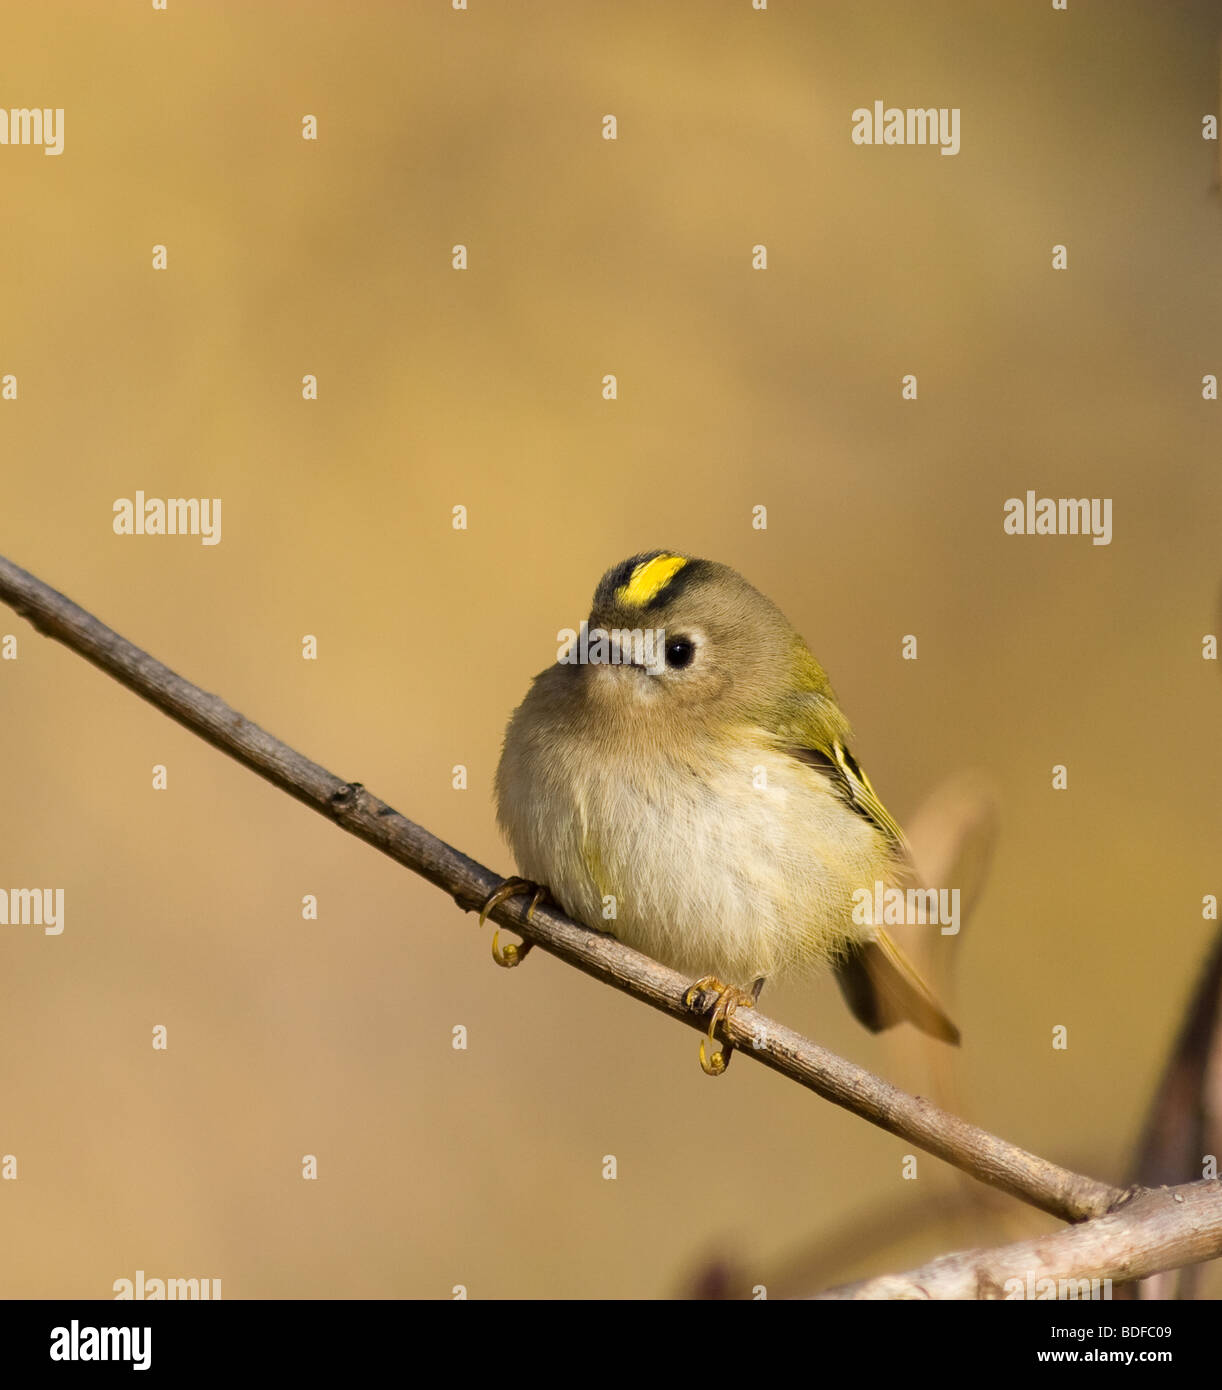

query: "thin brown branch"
left=816, top=1179, right=1222, bottom=1299
left=0, top=553, right=1123, bottom=1226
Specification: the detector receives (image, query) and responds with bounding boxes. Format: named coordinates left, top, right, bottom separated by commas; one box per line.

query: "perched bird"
left=486, top=550, right=959, bottom=1073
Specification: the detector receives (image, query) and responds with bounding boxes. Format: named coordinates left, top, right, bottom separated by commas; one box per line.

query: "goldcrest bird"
left=486, top=550, right=959, bottom=1074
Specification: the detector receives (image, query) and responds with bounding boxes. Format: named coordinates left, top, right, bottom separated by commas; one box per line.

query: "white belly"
left=497, top=729, right=886, bottom=985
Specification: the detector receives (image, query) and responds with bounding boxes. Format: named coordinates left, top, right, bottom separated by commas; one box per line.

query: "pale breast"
left=497, top=709, right=887, bottom=986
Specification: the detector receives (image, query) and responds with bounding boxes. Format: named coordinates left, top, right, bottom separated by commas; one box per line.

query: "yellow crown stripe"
left=616, top=553, right=688, bottom=607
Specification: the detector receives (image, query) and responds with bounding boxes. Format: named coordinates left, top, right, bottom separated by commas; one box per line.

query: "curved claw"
left=684, top=975, right=756, bottom=1077
left=698, top=1036, right=730, bottom=1077
left=478, top=878, right=550, bottom=969
left=491, top=929, right=533, bottom=969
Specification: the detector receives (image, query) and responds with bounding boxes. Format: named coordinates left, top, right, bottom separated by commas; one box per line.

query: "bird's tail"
left=834, top=928, right=960, bottom=1045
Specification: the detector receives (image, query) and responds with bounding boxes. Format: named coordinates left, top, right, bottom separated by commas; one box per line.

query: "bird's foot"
left=477, top=877, right=551, bottom=968
left=682, top=976, right=759, bottom=1076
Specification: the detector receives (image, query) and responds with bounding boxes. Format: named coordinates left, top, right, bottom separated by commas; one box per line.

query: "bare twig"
left=816, top=1179, right=1222, bottom=1299
left=0, top=553, right=1124, bottom=1227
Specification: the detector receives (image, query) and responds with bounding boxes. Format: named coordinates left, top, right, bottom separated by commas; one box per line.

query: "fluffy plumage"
left=495, top=551, right=958, bottom=1043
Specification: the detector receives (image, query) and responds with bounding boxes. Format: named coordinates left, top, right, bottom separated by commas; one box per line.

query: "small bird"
left=487, top=551, right=959, bottom=1073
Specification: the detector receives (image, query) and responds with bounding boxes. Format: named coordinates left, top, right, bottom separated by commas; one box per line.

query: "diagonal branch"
left=0, top=553, right=1123, bottom=1226
left=816, top=1179, right=1222, bottom=1299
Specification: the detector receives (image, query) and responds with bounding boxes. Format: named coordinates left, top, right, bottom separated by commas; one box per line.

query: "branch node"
left=328, top=781, right=365, bottom=813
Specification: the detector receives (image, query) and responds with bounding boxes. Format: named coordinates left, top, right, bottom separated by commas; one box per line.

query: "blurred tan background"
left=1, top=0, right=1220, bottom=1299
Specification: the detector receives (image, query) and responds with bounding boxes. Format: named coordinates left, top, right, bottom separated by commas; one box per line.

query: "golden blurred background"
left=1, top=0, right=1220, bottom=1298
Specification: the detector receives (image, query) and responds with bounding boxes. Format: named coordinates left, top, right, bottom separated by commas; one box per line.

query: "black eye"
left=665, top=636, right=695, bottom=669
